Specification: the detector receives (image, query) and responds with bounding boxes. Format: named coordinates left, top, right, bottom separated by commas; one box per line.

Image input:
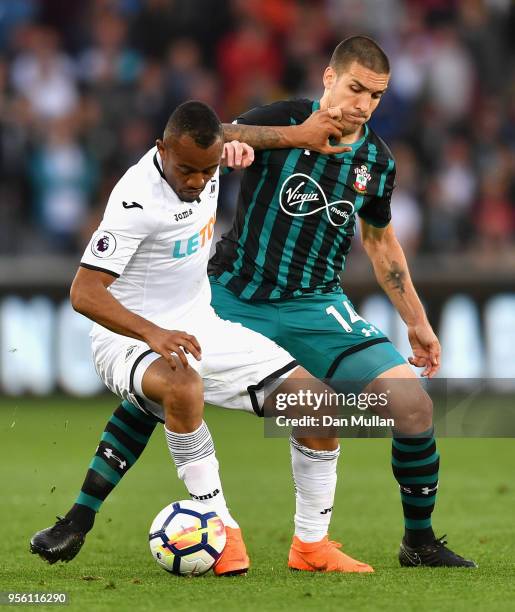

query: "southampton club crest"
left=353, top=164, right=371, bottom=194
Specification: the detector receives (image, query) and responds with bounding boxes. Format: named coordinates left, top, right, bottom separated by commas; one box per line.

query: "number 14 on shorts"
left=326, top=300, right=379, bottom=337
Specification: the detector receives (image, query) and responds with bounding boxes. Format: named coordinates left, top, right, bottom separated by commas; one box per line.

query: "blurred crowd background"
left=0, top=0, right=514, bottom=263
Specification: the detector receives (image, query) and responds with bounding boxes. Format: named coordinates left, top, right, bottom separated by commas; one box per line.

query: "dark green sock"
left=65, top=401, right=157, bottom=532
left=391, top=427, right=439, bottom=547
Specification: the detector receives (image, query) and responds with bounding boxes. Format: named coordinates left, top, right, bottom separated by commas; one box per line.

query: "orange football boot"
left=288, top=535, right=374, bottom=573
left=213, top=527, right=250, bottom=576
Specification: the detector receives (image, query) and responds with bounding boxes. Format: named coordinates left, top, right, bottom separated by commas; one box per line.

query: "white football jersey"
left=80, top=147, right=219, bottom=329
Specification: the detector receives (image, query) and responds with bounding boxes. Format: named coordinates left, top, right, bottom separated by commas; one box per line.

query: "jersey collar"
left=152, top=149, right=202, bottom=204
left=153, top=151, right=166, bottom=180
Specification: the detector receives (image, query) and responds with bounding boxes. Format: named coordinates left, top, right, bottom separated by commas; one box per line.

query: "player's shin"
left=290, top=436, right=340, bottom=542
left=266, top=368, right=341, bottom=542
left=391, top=426, right=439, bottom=546
left=66, top=400, right=157, bottom=532
left=164, top=422, right=239, bottom=529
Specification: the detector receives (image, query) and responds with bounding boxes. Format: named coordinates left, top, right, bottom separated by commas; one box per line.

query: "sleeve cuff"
left=357, top=214, right=391, bottom=228
left=80, top=263, right=120, bottom=278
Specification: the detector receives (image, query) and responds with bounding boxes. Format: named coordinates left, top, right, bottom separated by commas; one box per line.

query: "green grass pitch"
left=1, top=396, right=514, bottom=612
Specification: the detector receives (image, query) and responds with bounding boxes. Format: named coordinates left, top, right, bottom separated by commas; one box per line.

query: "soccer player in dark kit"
left=31, top=36, right=476, bottom=571
left=209, top=35, right=475, bottom=569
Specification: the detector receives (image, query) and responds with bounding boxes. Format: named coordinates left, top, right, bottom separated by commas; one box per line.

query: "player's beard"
left=339, top=118, right=366, bottom=138
left=180, top=193, right=199, bottom=202
left=175, top=185, right=204, bottom=202
left=340, top=123, right=359, bottom=137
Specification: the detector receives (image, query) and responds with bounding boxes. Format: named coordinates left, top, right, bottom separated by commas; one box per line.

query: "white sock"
left=165, top=421, right=239, bottom=529
left=290, top=436, right=340, bottom=543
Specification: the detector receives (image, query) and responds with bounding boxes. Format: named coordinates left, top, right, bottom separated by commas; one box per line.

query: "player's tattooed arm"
left=360, top=223, right=420, bottom=317
left=222, top=109, right=352, bottom=154
left=385, top=261, right=406, bottom=295
left=222, top=124, right=285, bottom=149
left=360, top=221, right=441, bottom=377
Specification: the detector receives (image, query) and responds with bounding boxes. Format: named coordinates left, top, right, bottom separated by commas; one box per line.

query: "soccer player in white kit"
left=30, top=101, right=373, bottom=575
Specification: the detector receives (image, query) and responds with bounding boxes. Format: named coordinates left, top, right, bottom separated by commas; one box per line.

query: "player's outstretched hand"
left=407, top=322, right=441, bottom=378
left=222, top=141, right=255, bottom=170
left=144, top=327, right=202, bottom=370
left=297, top=108, right=352, bottom=155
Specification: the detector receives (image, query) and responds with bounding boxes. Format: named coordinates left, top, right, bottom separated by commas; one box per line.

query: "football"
left=148, top=500, right=226, bottom=576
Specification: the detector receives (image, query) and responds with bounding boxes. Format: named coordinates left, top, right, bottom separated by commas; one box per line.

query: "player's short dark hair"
left=163, top=101, right=222, bottom=148
left=330, top=36, right=390, bottom=75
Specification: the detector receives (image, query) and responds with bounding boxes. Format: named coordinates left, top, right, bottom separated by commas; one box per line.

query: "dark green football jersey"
left=208, top=99, right=395, bottom=300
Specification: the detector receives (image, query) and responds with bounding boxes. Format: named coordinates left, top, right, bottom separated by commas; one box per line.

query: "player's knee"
left=161, top=368, right=204, bottom=419
left=399, top=389, right=433, bottom=432
left=416, top=390, right=433, bottom=425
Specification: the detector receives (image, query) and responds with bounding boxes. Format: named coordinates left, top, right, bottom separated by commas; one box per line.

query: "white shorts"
left=91, top=307, right=297, bottom=421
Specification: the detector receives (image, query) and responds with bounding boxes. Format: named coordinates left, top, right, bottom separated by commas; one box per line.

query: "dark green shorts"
left=209, top=278, right=406, bottom=388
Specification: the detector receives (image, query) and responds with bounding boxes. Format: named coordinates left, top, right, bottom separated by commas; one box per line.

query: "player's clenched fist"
left=144, top=327, right=202, bottom=370
left=221, top=140, right=255, bottom=169
left=296, top=109, right=352, bottom=155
